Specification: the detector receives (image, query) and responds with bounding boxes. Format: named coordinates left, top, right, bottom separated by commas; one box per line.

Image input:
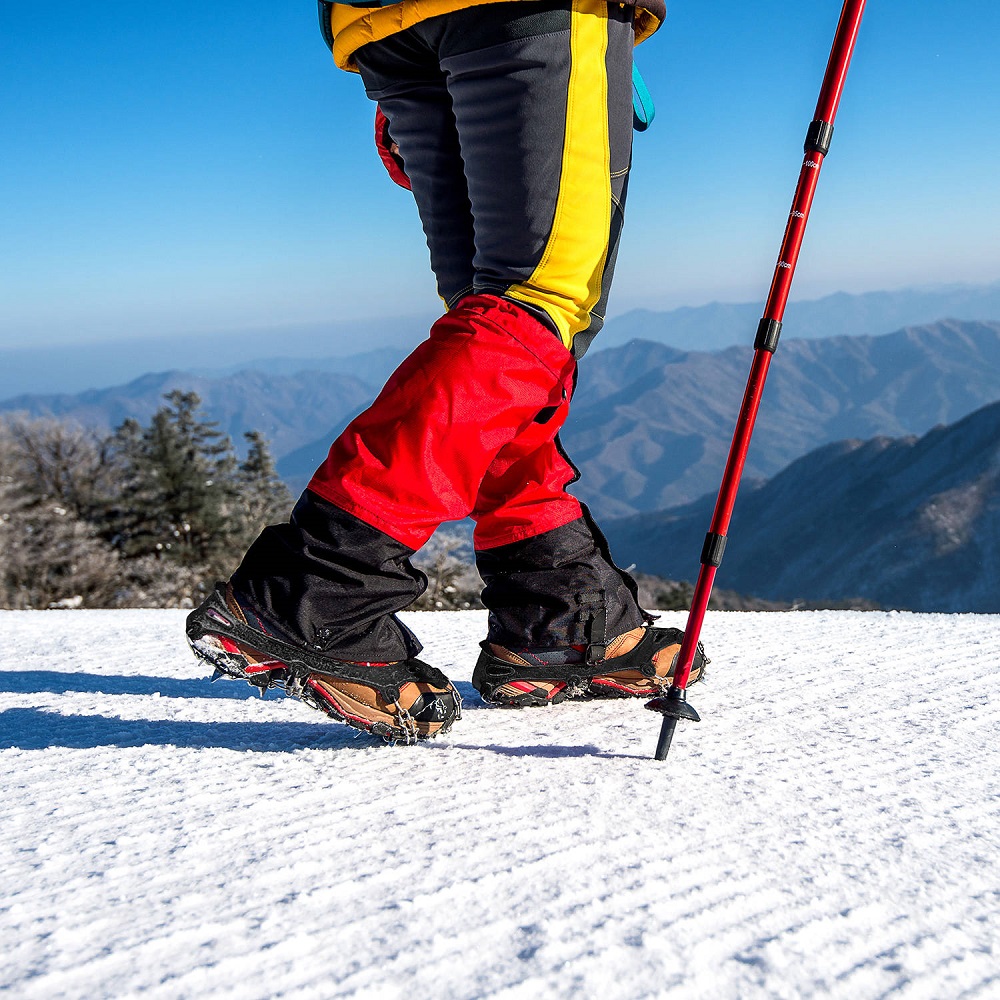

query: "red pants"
left=308, top=295, right=582, bottom=552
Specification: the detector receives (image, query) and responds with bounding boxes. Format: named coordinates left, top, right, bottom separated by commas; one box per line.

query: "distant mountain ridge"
left=0, top=318, right=426, bottom=400
left=602, top=400, right=1000, bottom=613
left=562, top=319, right=1000, bottom=517
left=4, top=319, right=1000, bottom=515
left=0, top=369, right=377, bottom=460
left=599, top=281, right=1000, bottom=351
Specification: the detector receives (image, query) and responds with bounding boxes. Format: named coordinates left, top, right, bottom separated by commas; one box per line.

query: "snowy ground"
left=2, top=609, right=999, bottom=1000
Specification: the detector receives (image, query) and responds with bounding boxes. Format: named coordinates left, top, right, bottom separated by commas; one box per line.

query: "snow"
left=2, top=608, right=999, bottom=1000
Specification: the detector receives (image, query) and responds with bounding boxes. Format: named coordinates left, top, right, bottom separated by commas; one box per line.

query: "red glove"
left=375, top=105, right=411, bottom=191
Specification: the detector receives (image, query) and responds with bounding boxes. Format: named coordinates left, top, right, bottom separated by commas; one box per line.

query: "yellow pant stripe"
left=505, top=0, right=612, bottom=350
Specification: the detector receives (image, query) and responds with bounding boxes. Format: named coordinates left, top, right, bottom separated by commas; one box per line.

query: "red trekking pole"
left=646, top=0, right=867, bottom=761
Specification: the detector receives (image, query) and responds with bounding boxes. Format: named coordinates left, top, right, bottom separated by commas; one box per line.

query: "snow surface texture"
left=2, top=609, right=999, bottom=1000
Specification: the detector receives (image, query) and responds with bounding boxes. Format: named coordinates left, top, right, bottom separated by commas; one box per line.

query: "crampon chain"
left=192, top=634, right=428, bottom=745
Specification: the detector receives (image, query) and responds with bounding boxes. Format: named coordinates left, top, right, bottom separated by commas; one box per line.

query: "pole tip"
left=654, top=716, right=678, bottom=760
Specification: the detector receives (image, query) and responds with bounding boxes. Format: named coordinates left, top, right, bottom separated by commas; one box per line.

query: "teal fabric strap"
left=632, top=63, right=655, bottom=132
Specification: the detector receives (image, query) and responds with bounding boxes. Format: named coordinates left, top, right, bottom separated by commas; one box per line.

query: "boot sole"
left=472, top=629, right=708, bottom=707
left=188, top=633, right=283, bottom=689
left=302, top=678, right=457, bottom=742
left=587, top=662, right=705, bottom=699
left=488, top=682, right=573, bottom=708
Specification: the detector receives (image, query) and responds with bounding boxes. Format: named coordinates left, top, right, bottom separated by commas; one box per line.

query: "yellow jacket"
left=320, top=0, right=663, bottom=72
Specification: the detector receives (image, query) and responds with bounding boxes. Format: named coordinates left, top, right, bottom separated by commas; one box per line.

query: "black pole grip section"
left=754, top=317, right=782, bottom=353
left=701, top=531, right=727, bottom=567
left=805, top=119, right=834, bottom=156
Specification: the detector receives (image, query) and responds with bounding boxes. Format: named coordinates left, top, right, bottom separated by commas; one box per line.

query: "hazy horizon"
left=3, top=281, right=1000, bottom=401
left=3, top=276, right=999, bottom=354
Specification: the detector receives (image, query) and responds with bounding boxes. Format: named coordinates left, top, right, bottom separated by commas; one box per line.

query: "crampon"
left=186, top=583, right=461, bottom=744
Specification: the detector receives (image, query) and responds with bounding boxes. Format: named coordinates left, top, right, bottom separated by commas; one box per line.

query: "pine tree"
left=236, top=430, right=292, bottom=547
left=110, top=391, right=240, bottom=578
left=411, top=530, right=484, bottom=611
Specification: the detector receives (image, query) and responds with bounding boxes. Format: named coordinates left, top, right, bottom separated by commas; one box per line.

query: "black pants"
left=354, top=0, right=634, bottom=358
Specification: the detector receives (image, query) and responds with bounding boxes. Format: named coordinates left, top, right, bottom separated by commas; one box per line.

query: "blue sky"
left=2, top=1, right=998, bottom=351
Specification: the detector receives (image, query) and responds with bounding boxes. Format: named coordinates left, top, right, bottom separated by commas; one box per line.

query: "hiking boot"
left=186, top=583, right=461, bottom=743
left=472, top=625, right=707, bottom=707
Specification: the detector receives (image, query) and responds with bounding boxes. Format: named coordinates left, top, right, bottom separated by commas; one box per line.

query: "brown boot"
left=587, top=627, right=706, bottom=697
left=472, top=626, right=706, bottom=707
left=186, top=583, right=461, bottom=743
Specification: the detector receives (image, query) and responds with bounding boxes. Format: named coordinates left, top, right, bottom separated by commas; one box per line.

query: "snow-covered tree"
left=236, top=430, right=292, bottom=546
left=109, top=391, right=241, bottom=581
left=0, top=418, right=124, bottom=609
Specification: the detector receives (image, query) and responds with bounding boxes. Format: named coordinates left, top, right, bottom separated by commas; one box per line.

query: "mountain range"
left=594, top=281, right=1000, bottom=351
left=4, top=319, right=1000, bottom=524
left=561, top=318, right=1000, bottom=517
left=0, top=319, right=423, bottom=400
left=602, top=399, right=1000, bottom=613
left=0, top=368, right=376, bottom=463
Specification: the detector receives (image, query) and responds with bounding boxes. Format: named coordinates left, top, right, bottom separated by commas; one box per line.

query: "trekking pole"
left=646, top=0, right=867, bottom=761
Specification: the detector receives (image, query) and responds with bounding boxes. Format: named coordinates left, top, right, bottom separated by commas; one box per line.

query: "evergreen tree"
left=411, top=530, right=484, bottom=611
left=236, top=430, right=292, bottom=546
left=110, top=391, right=240, bottom=578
